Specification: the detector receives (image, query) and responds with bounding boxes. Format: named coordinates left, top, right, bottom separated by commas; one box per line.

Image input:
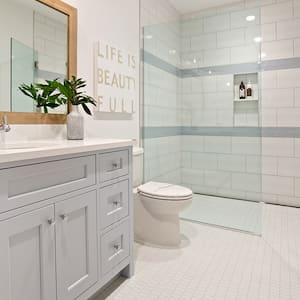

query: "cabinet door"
left=0, top=206, right=56, bottom=300
left=56, top=190, right=98, bottom=300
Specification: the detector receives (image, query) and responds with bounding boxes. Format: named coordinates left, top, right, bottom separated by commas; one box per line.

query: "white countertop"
left=0, top=138, right=133, bottom=164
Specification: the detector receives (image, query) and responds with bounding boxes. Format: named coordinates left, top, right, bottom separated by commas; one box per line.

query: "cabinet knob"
left=112, top=163, right=118, bottom=169
left=47, top=218, right=56, bottom=226
left=113, top=201, right=120, bottom=206
left=60, top=214, right=69, bottom=221
left=113, top=244, right=121, bottom=251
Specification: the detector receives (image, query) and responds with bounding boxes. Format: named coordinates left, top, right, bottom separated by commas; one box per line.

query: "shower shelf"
left=234, top=98, right=259, bottom=102
left=233, top=73, right=259, bottom=127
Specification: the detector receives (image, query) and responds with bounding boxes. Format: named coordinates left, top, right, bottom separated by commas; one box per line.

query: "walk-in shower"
left=140, top=1, right=270, bottom=234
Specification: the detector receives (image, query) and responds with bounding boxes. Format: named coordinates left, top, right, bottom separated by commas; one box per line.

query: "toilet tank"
left=133, top=147, right=144, bottom=188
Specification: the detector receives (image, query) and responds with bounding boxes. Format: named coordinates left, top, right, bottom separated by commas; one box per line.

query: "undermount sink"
left=0, top=142, right=59, bottom=150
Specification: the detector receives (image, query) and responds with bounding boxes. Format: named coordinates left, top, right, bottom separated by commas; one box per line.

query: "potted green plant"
left=19, top=80, right=67, bottom=113
left=19, top=76, right=97, bottom=140
left=55, top=76, right=97, bottom=140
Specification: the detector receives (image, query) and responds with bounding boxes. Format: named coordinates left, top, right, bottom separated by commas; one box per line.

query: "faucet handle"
left=3, top=115, right=9, bottom=126
left=0, top=115, right=11, bottom=132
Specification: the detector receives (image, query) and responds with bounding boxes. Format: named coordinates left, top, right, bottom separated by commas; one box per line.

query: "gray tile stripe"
left=181, top=127, right=262, bottom=137
left=261, top=127, right=300, bottom=138
left=261, top=57, right=300, bottom=71
left=142, top=51, right=179, bottom=77
left=181, top=63, right=260, bottom=78
left=143, top=50, right=300, bottom=78
left=142, top=127, right=182, bottom=138
left=143, top=126, right=300, bottom=138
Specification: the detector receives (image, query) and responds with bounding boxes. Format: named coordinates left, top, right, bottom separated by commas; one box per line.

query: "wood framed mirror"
left=0, top=0, right=77, bottom=124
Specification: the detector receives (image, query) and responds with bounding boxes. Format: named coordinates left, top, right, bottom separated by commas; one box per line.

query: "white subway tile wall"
left=144, top=136, right=181, bottom=184
left=33, top=12, right=68, bottom=114
left=34, top=12, right=67, bottom=76
left=141, top=0, right=182, bottom=186
left=141, top=0, right=300, bottom=207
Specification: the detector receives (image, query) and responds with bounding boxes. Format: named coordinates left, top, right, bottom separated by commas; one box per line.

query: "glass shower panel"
left=143, top=20, right=182, bottom=185
left=142, top=2, right=262, bottom=234
left=11, top=38, right=35, bottom=112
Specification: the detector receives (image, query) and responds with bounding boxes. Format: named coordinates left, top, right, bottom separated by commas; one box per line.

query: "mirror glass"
left=0, top=0, right=68, bottom=114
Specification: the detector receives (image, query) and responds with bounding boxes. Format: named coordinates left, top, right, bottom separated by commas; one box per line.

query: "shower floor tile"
left=180, top=194, right=262, bottom=235
left=93, top=204, right=300, bottom=300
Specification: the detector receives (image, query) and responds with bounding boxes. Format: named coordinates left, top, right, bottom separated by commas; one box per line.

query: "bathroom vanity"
left=0, top=139, right=133, bottom=300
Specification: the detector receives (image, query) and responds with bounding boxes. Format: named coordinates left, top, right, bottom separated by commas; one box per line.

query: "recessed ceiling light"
left=193, top=58, right=197, bottom=64
left=246, top=15, right=256, bottom=22
left=254, top=36, right=263, bottom=43
left=169, top=49, right=177, bottom=55
left=208, top=70, right=212, bottom=75
left=144, top=35, right=153, bottom=40
left=226, top=82, right=231, bottom=87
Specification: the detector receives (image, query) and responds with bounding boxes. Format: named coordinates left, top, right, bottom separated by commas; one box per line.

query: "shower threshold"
left=180, top=194, right=262, bottom=235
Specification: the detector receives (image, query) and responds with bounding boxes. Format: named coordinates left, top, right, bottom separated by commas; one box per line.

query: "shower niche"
left=233, top=73, right=259, bottom=127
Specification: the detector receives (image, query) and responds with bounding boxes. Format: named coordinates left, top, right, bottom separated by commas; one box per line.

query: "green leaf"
left=19, top=76, right=95, bottom=115
left=81, top=103, right=92, bottom=115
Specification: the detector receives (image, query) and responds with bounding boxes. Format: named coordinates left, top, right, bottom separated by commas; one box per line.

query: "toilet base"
left=134, top=192, right=191, bottom=247
left=136, top=213, right=180, bottom=247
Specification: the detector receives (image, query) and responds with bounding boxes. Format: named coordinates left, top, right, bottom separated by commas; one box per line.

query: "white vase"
left=67, top=105, right=84, bottom=140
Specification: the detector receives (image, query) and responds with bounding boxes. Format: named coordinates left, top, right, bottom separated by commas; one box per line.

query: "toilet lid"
left=138, top=182, right=193, bottom=200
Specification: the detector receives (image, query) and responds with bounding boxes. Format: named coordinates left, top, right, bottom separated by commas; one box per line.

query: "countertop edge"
left=0, top=139, right=133, bottom=165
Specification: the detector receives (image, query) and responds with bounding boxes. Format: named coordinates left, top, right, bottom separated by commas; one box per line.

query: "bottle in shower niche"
left=239, top=81, right=245, bottom=99
left=246, top=80, right=252, bottom=98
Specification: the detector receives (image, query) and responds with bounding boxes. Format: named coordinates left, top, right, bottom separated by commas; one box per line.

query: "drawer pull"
left=113, top=200, right=120, bottom=206
left=60, top=214, right=69, bottom=221
left=113, top=244, right=121, bottom=251
left=108, top=160, right=122, bottom=172
left=47, top=218, right=56, bottom=226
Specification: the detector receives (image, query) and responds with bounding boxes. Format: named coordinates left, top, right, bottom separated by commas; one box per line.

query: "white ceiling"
left=168, top=0, right=242, bottom=14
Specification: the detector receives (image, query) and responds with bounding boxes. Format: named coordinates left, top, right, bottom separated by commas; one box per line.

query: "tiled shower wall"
left=259, top=1, right=300, bottom=206
left=142, top=0, right=300, bottom=207
left=142, top=0, right=182, bottom=185
left=33, top=12, right=68, bottom=114
left=34, top=12, right=67, bottom=79
left=179, top=2, right=262, bottom=201
left=261, top=69, right=300, bottom=207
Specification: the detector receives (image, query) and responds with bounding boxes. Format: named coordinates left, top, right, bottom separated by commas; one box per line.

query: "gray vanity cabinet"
left=0, top=191, right=98, bottom=300
left=0, top=146, right=133, bottom=300
left=55, top=190, right=98, bottom=300
left=0, top=205, right=56, bottom=300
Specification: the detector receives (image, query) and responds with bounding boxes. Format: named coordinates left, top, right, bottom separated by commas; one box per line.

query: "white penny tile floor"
left=93, top=203, right=300, bottom=300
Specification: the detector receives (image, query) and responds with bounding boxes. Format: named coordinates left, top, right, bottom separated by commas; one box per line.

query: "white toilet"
left=133, top=147, right=192, bottom=247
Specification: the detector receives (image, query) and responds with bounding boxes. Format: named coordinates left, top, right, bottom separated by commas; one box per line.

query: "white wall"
left=6, top=0, right=140, bottom=143
left=64, top=0, right=140, bottom=143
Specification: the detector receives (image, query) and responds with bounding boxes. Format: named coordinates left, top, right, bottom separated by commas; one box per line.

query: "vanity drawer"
left=100, top=220, right=130, bottom=275
left=99, top=179, right=129, bottom=229
left=0, top=155, right=96, bottom=212
left=98, top=150, right=129, bottom=182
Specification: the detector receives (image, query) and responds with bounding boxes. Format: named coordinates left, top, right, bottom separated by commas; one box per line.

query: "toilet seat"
left=138, top=181, right=193, bottom=201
